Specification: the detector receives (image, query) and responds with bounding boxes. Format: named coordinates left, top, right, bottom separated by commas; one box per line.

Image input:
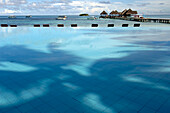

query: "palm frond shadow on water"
left=0, top=43, right=170, bottom=113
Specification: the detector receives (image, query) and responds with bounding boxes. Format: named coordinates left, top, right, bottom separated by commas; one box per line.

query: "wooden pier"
left=114, top=17, right=170, bottom=24
left=133, top=18, right=170, bottom=24
left=100, top=9, right=170, bottom=24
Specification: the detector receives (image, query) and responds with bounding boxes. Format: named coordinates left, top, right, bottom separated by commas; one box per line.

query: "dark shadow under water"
left=0, top=27, right=170, bottom=113
left=0, top=43, right=169, bottom=113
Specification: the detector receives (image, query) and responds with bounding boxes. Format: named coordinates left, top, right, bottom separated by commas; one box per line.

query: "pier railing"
left=113, top=17, right=170, bottom=24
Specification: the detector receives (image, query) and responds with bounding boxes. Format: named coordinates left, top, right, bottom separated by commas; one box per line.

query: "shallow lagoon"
left=1, top=15, right=170, bottom=27
left=0, top=27, right=170, bottom=113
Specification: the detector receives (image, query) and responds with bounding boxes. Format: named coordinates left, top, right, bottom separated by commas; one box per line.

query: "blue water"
left=0, top=15, right=170, bottom=27
left=0, top=27, right=170, bottom=113
left=0, top=15, right=109, bottom=26
left=145, top=15, right=170, bottom=19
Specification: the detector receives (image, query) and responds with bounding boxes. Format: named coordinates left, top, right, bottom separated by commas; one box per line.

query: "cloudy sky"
left=0, top=0, right=169, bottom=15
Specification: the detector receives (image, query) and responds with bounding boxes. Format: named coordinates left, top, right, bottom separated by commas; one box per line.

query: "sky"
left=0, top=0, right=170, bottom=15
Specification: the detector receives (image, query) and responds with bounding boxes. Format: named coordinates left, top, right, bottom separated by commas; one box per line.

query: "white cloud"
left=32, top=2, right=36, bottom=6
left=52, top=2, right=65, bottom=6
left=5, top=0, right=10, bottom=4
left=0, top=0, right=170, bottom=15
left=0, top=0, right=3, bottom=4
left=3, top=9, right=21, bottom=13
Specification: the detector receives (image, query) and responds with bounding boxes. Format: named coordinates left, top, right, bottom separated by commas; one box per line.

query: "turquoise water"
left=0, top=15, right=138, bottom=27
left=145, top=15, right=170, bottom=19
left=0, top=27, right=170, bottom=113
left=0, top=15, right=170, bottom=27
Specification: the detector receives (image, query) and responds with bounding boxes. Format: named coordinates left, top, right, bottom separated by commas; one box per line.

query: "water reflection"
left=0, top=28, right=170, bottom=113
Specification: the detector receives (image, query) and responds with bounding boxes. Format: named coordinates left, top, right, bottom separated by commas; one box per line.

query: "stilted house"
left=121, top=9, right=138, bottom=17
left=126, top=9, right=138, bottom=17
left=109, top=10, right=120, bottom=18
left=100, top=11, right=108, bottom=18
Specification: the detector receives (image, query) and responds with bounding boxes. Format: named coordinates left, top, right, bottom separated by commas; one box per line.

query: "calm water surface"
left=0, top=27, right=170, bottom=113
left=0, top=15, right=170, bottom=27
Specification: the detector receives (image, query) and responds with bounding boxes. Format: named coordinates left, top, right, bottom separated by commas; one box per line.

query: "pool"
left=0, top=27, right=170, bottom=113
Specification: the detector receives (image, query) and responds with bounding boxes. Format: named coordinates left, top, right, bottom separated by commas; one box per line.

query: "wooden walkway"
left=134, top=18, right=170, bottom=24
left=115, top=17, right=170, bottom=24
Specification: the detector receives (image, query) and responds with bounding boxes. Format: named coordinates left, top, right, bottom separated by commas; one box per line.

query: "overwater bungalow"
left=109, top=10, right=120, bottom=18
left=100, top=11, right=108, bottom=18
left=99, top=9, right=140, bottom=19
left=121, top=9, right=138, bottom=18
left=120, top=9, right=128, bottom=17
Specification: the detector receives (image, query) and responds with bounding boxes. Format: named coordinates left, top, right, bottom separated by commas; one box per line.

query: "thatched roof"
left=121, top=9, right=128, bottom=15
left=126, top=9, right=137, bottom=15
left=100, top=11, right=108, bottom=15
left=110, top=10, right=119, bottom=14
left=121, top=9, right=138, bottom=15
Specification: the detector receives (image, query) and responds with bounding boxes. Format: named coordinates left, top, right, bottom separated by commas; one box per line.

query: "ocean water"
left=145, top=15, right=170, bottom=19
left=0, top=27, right=170, bottom=113
left=0, top=15, right=170, bottom=27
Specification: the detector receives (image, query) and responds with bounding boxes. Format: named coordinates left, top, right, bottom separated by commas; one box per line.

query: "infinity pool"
left=0, top=27, right=170, bottom=113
